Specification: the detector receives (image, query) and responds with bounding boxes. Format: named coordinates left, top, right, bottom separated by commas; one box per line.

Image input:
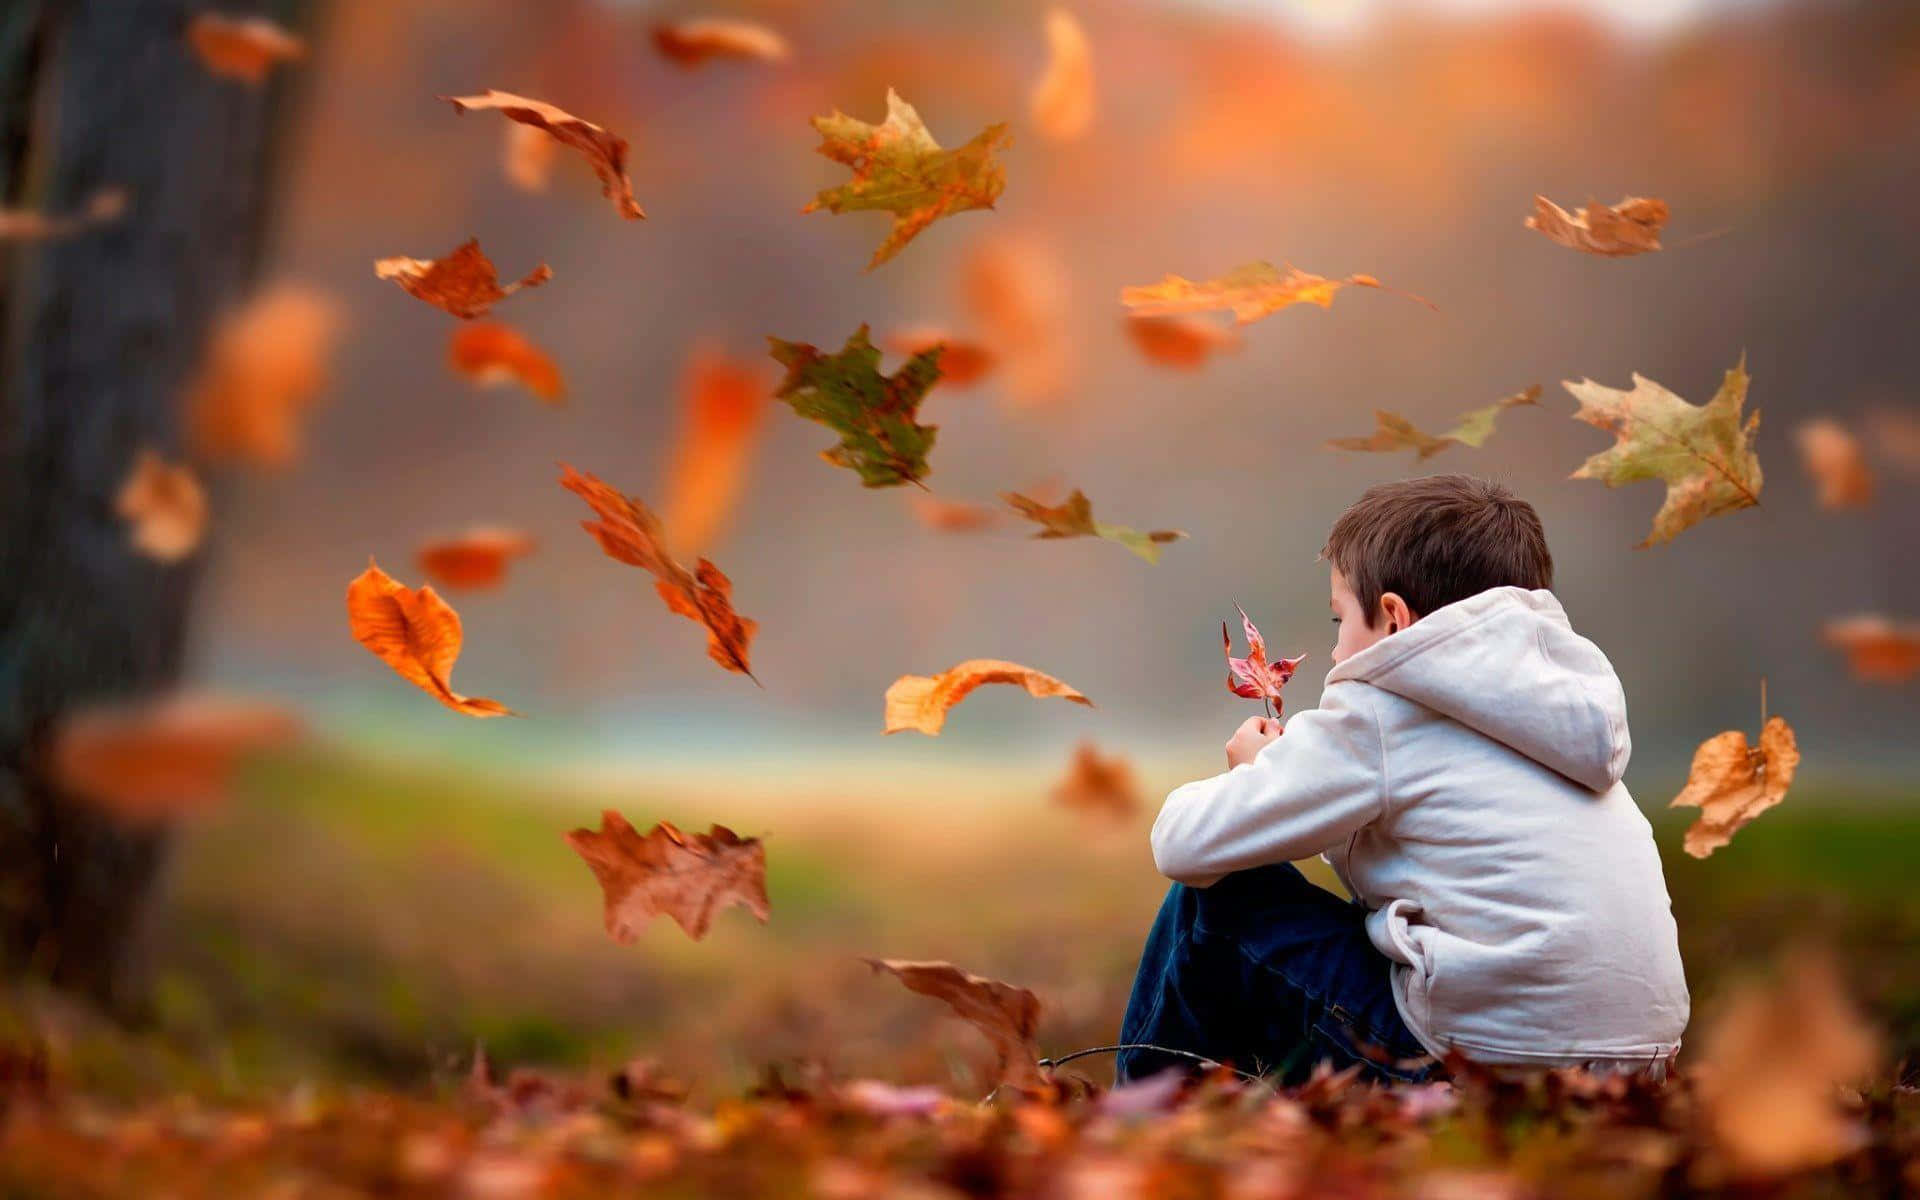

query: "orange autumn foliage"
left=185, top=13, right=305, bottom=84
left=448, top=322, right=565, bottom=404
left=346, top=561, right=514, bottom=717
left=1050, top=741, right=1142, bottom=820
left=51, top=694, right=301, bottom=824
left=909, top=495, right=1000, bottom=533
left=1821, top=616, right=1920, bottom=684
left=652, top=19, right=790, bottom=68
left=659, top=347, right=773, bottom=556
left=864, top=959, right=1047, bottom=1089
left=115, top=449, right=207, bottom=563
left=375, top=239, right=552, bottom=320
left=416, top=528, right=538, bottom=590
left=1123, top=314, right=1242, bottom=369
left=961, top=233, right=1073, bottom=408
left=184, top=284, right=342, bottom=469
left=1030, top=8, right=1095, bottom=142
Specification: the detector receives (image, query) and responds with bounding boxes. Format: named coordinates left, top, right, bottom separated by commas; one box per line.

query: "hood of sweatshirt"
left=1324, top=587, right=1630, bottom=792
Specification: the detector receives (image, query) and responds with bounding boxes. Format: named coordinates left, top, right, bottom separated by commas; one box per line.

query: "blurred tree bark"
left=0, top=1, right=295, bottom=1013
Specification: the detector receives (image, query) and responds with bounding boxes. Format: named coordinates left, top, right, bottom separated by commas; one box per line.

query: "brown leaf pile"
left=346, top=561, right=514, bottom=717
left=565, top=812, right=770, bottom=942
left=443, top=91, right=644, bottom=220
left=884, top=659, right=1092, bottom=735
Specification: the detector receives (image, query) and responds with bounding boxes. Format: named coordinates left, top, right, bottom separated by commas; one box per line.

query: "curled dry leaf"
left=0, top=187, right=126, bottom=241
left=884, top=659, right=1091, bottom=736
left=1001, top=488, right=1185, bottom=564
left=1567, top=356, right=1762, bottom=547
left=652, top=19, right=790, bottom=67
left=884, top=327, right=996, bottom=388
left=1121, top=261, right=1434, bottom=327
left=909, top=495, right=999, bottom=533
left=346, top=561, right=513, bottom=717
left=51, top=694, right=301, bottom=824
left=115, top=449, right=207, bottom=563
left=416, top=528, right=537, bottom=590
left=659, top=346, right=773, bottom=555
left=803, top=89, right=1011, bottom=270
left=1329, top=386, right=1541, bottom=461
left=185, top=284, right=343, bottom=469
left=1525, top=194, right=1668, bottom=257
left=1030, top=8, right=1095, bottom=142
left=559, top=465, right=758, bottom=679
left=375, top=239, right=552, bottom=320
left=565, top=811, right=770, bottom=942
left=963, top=233, right=1073, bottom=408
left=443, top=90, right=644, bottom=220
left=1821, top=616, right=1920, bottom=684
left=1050, top=740, right=1142, bottom=820
left=1670, top=714, right=1798, bottom=858
left=448, top=322, right=565, bottom=404
left=1793, top=418, right=1873, bottom=509
left=768, top=325, right=941, bottom=488
left=1123, top=314, right=1241, bottom=369
left=864, top=959, right=1046, bottom=1089
left=185, top=13, right=305, bottom=84
left=1224, top=605, right=1306, bottom=712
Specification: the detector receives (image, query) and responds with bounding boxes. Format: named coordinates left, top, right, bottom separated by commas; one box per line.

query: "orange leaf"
left=652, top=19, right=790, bottom=67
left=51, top=694, right=301, bottom=825
left=115, top=449, right=207, bottom=563
left=1050, top=740, right=1142, bottom=820
left=0, top=187, right=125, bottom=242
left=1864, top=408, right=1920, bottom=474
left=864, top=959, right=1047, bottom=1089
left=346, top=561, right=514, bottom=717
left=884, top=327, right=997, bottom=388
left=909, top=494, right=1000, bottom=533
left=1123, top=314, right=1241, bottom=369
left=185, top=13, right=305, bottom=84
left=961, top=233, right=1072, bottom=408
left=1121, top=261, right=1433, bottom=326
left=443, top=90, right=644, bottom=220
left=1793, top=418, right=1873, bottom=509
left=1029, top=8, right=1095, bottom=142
left=884, top=659, right=1091, bottom=735
left=1525, top=194, right=1668, bottom=257
left=184, top=284, right=343, bottom=469
left=416, top=528, right=537, bottom=590
left=565, top=812, right=770, bottom=942
left=503, top=122, right=557, bottom=192
left=448, top=322, right=565, bottom=404
left=659, top=346, right=773, bottom=555
left=1671, top=714, right=1798, bottom=858
left=1821, top=615, right=1920, bottom=684
left=375, top=239, right=552, bottom=320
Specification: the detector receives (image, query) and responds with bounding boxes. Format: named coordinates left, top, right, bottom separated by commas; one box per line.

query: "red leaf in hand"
left=1223, top=605, right=1305, bottom=712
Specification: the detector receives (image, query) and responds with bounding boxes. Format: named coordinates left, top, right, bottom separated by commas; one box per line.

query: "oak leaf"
left=864, top=959, right=1046, bottom=1089
left=1821, top=616, right=1920, bottom=684
left=909, top=495, right=1000, bottom=533
left=884, top=659, right=1091, bottom=736
left=559, top=464, right=758, bottom=679
left=1050, top=741, right=1142, bottom=820
left=416, top=528, right=537, bottom=590
left=1001, top=488, right=1184, bottom=564
left=1329, top=386, right=1540, bottom=460
left=1793, top=418, right=1872, bottom=509
left=565, top=812, right=769, bottom=942
left=1030, top=8, right=1095, bottom=142
left=1224, top=606, right=1305, bottom=712
left=768, top=325, right=941, bottom=488
left=448, top=322, right=565, bottom=404
left=1525, top=194, right=1668, bottom=257
left=652, top=19, right=790, bottom=67
left=1124, top=314, right=1241, bottom=369
left=51, top=694, right=300, bottom=824
left=1671, top=715, right=1798, bottom=858
left=0, top=187, right=126, bottom=241
left=443, top=90, right=644, bottom=220
left=659, top=346, right=772, bottom=555
left=346, top=561, right=513, bottom=717
left=184, top=284, right=342, bottom=469
left=185, top=13, right=305, bottom=84
left=884, top=327, right=996, bottom=388
left=1121, top=261, right=1434, bottom=326
left=116, top=449, right=207, bottom=563
left=803, top=89, right=1010, bottom=270
left=375, top=239, right=552, bottom=320
left=1567, top=356, right=1762, bottom=547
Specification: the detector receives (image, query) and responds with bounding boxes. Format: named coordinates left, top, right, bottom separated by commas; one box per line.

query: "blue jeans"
left=1117, top=862, right=1440, bottom=1084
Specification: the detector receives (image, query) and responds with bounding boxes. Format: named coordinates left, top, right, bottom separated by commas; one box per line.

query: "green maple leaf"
left=1328, top=386, right=1540, bottom=460
left=767, top=325, right=942, bottom=488
left=802, top=89, right=1011, bottom=270
left=1566, top=356, right=1762, bottom=547
left=1001, top=488, right=1186, bottom=564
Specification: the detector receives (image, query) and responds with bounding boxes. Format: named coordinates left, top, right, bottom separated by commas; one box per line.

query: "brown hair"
left=1322, top=475, right=1553, bottom=625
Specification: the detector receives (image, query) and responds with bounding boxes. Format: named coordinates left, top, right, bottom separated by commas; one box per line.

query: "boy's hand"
left=1225, top=716, right=1282, bottom=769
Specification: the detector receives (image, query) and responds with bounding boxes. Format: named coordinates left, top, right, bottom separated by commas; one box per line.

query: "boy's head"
left=1324, top=475, right=1553, bottom=663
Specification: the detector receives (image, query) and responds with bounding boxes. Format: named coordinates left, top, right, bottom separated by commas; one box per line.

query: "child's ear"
left=1379, top=592, right=1415, bottom=634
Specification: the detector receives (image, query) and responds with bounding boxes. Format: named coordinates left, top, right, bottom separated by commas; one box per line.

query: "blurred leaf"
left=185, top=285, right=343, bottom=468
left=1329, top=386, right=1540, bottom=460
left=185, top=13, right=305, bottom=84
left=52, top=694, right=301, bottom=824
left=115, top=449, right=207, bottom=563
left=0, top=187, right=125, bottom=241
left=1123, top=314, right=1240, bottom=369
left=660, top=346, right=773, bottom=555
left=884, top=327, right=996, bottom=388
left=1821, top=616, right=1920, bottom=684
left=653, top=19, right=790, bottom=67
left=864, top=959, right=1046, bottom=1088
left=1030, top=8, right=1095, bottom=142
left=416, top=528, right=537, bottom=591
left=1793, top=418, right=1873, bottom=509
left=1050, top=741, right=1141, bottom=820
left=448, top=323, right=565, bottom=404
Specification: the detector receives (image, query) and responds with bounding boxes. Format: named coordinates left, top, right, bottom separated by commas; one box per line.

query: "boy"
left=1118, top=475, right=1688, bottom=1083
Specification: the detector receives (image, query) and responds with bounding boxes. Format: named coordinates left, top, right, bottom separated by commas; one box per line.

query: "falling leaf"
left=565, top=811, right=769, bottom=942
left=503, top=122, right=556, bottom=192
left=448, top=322, right=565, bottom=404
left=652, top=19, right=790, bottom=67
left=416, top=528, right=537, bottom=590
left=1224, top=606, right=1306, bottom=712
left=963, top=233, right=1073, bottom=407
left=1525, top=194, right=1668, bottom=257
left=884, top=659, right=1091, bottom=736
left=185, top=13, right=305, bottom=84
left=803, top=89, right=1011, bottom=270
left=1121, top=261, right=1433, bottom=327
left=559, top=465, right=758, bottom=679
left=375, top=239, right=552, bottom=320
left=864, top=959, right=1046, bottom=1089
left=1030, top=8, right=1095, bottom=142
left=768, top=325, right=941, bottom=488
left=1123, top=314, right=1241, bottom=369
left=184, top=284, right=343, bottom=469
left=443, top=90, right=644, bottom=220
left=1864, top=408, right=1920, bottom=474
left=1329, top=386, right=1541, bottom=460
left=1567, top=356, right=1762, bottom=547
left=909, top=495, right=999, bottom=533
left=884, top=327, right=996, bottom=388
left=0, top=187, right=126, bottom=241
left=1670, top=714, right=1798, bottom=858
left=1793, top=418, right=1873, bottom=509
left=1821, top=616, right=1920, bottom=684
left=346, top=561, right=513, bottom=717
left=51, top=694, right=300, bottom=824
left=1001, top=489, right=1185, bottom=564
left=1050, top=741, right=1142, bottom=820
left=115, top=449, right=207, bottom=563
left=659, top=346, right=773, bottom=555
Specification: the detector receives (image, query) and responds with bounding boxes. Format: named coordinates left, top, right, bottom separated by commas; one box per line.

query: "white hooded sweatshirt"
left=1151, top=587, right=1688, bottom=1069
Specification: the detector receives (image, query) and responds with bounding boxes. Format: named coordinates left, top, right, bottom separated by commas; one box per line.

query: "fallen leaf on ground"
left=0, top=187, right=126, bottom=241
left=443, top=91, right=644, bottom=220
left=1329, top=386, right=1540, bottom=460
left=884, top=327, right=996, bottom=387
left=375, top=239, right=552, bottom=320
left=346, top=561, right=513, bottom=717
left=660, top=346, right=773, bottom=555
left=652, top=19, right=790, bottom=67
left=1050, top=741, right=1142, bottom=819
left=884, top=659, right=1091, bottom=735
left=184, top=284, right=342, bottom=468
left=1821, top=616, right=1920, bottom=683
left=963, top=234, right=1073, bottom=407
left=768, top=325, right=941, bottom=488
left=448, top=322, right=565, bottom=404
left=803, top=89, right=1010, bottom=270
left=565, top=812, right=769, bottom=942
left=51, top=694, right=301, bottom=824
left=1124, top=314, right=1241, bottom=368
left=1793, top=418, right=1873, bottom=509
left=864, top=959, right=1046, bottom=1088
left=560, top=465, right=758, bottom=679
left=503, top=122, right=555, bottom=191
left=909, top=495, right=999, bottom=533
left=1001, top=488, right=1184, bottom=563
left=1525, top=194, right=1668, bottom=257
left=838, top=1080, right=949, bottom=1118
left=1224, top=606, right=1306, bottom=712
left=1670, top=714, right=1798, bottom=858
left=1121, top=261, right=1433, bottom=326
left=1030, top=8, right=1095, bottom=142
left=416, top=529, right=537, bottom=590
left=1567, top=356, right=1762, bottom=547
left=115, top=449, right=207, bottom=563
left=186, top=13, right=305, bottom=84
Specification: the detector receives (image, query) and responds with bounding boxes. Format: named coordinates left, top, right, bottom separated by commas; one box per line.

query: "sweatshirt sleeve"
left=1150, top=681, right=1387, bottom=886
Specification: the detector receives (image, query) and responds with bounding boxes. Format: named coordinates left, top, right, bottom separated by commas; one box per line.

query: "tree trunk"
left=0, top=1, right=286, bottom=1014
